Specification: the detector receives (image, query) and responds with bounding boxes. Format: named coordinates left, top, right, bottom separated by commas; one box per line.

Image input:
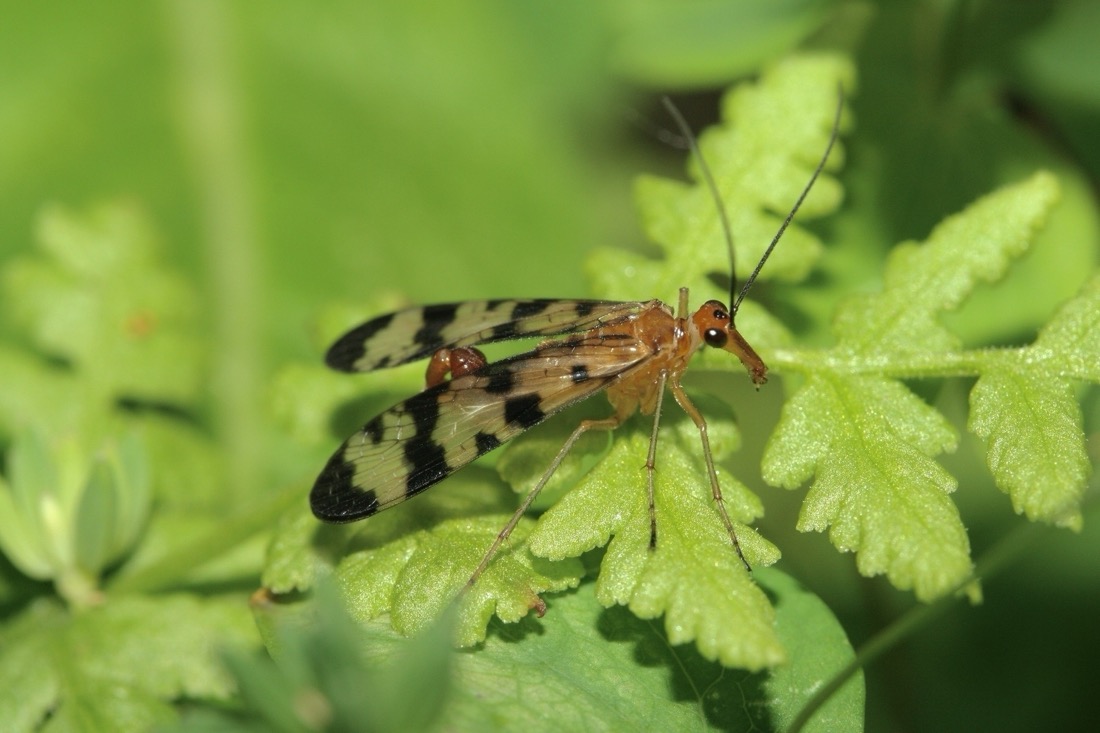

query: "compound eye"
left=704, top=328, right=727, bottom=348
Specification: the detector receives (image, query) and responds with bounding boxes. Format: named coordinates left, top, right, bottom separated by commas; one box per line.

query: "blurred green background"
left=1, top=1, right=1098, bottom=731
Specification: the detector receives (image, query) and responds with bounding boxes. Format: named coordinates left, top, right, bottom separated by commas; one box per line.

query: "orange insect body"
left=597, top=295, right=767, bottom=421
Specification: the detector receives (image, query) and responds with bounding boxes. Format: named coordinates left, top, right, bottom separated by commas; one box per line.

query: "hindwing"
left=311, top=332, right=652, bottom=521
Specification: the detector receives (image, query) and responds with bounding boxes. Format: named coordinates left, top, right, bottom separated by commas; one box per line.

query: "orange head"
left=691, top=300, right=767, bottom=386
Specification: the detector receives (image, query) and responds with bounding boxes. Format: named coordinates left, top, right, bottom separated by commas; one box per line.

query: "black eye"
left=704, top=328, right=727, bottom=347
left=712, top=308, right=728, bottom=321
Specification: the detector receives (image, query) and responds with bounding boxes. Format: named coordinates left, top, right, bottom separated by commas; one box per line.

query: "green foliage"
left=213, top=571, right=857, bottom=733
left=0, top=203, right=260, bottom=730
left=162, top=584, right=455, bottom=733
left=590, top=54, right=849, bottom=305
left=611, top=0, right=832, bottom=86
left=0, top=595, right=255, bottom=733
left=2, top=1, right=1099, bottom=731
left=263, top=52, right=1094, bottom=729
left=528, top=404, right=783, bottom=669
left=2, top=203, right=203, bottom=407
left=765, top=173, right=1076, bottom=601
left=266, top=57, right=854, bottom=674
left=0, top=431, right=150, bottom=606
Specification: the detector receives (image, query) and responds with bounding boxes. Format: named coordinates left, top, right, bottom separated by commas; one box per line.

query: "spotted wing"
left=311, top=332, right=652, bottom=522
left=325, top=299, right=655, bottom=372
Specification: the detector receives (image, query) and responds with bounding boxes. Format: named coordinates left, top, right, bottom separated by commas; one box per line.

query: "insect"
left=312, top=93, right=842, bottom=589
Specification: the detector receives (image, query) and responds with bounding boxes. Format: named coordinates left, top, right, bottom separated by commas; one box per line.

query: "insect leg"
left=464, top=414, right=625, bottom=589
left=644, top=372, right=670, bottom=549
left=669, top=380, right=751, bottom=572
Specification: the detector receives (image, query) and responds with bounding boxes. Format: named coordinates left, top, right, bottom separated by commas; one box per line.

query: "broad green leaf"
left=761, top=568, right=864, bottom=732
left=254, top=572, right=861, bottom=733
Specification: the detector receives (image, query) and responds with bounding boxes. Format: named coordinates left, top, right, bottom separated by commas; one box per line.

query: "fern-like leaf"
left=764, top=172, right=1079, bottom=601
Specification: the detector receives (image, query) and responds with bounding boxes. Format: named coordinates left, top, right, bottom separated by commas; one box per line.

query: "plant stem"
left=165, top=0, right=264, bottom=506
left=783, top=518, right=1052, bottom=733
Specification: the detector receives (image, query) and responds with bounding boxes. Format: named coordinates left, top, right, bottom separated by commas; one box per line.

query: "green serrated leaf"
left=262, top=511, right=337, bottom=595
left=764, top=375, right=971, bottom=601
left=530, top=416, right=783, bottom=670
left=963, top=273, right=1100, bottom=530
left=495, top=401, right=613, bottom=511
left=968, top=270, right=1100, bottom=530
left=969, top=370, right=1087, bottom=530
left=344, top=516, right=582, bottom=647
left=765, top=172, right=1074, bottom=602
left=1032, top=273, right=1100, bottom=381
left=832, top=172, right=1062, bottom=355
left=587, top=53, right=853, bottom=304
left=288, top=56, right=854, bottom=669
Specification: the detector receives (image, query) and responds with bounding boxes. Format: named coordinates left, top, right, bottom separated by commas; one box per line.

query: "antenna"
left=659, top=97, right=739, bottom=309
left=732, top=86, right=844, bottom=315
left=662, top=86, right=845, bottom=318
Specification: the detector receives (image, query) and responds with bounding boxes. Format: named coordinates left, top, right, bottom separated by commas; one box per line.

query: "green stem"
left=783, top=518, right=1052, bottom=733
left=165, top=0, right=263, bottom=505
left=768, top=344, right=1088, bottom=381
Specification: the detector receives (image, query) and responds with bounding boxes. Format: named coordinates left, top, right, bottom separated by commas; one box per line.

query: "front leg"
left=669, top=379, right=751, bottom=572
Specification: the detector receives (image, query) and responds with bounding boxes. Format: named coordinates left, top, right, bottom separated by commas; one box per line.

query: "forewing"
left=311, top=332, right=652, bottom=521
left=325, top=299, right=654, bottom=372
